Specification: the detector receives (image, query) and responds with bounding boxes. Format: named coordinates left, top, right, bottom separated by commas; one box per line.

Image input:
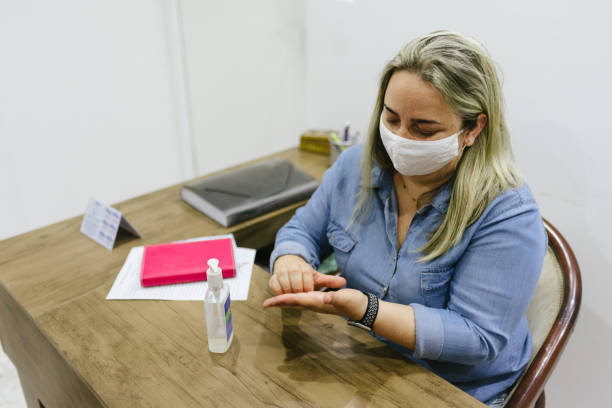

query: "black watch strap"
left=347, top=291, right=379, bottom=332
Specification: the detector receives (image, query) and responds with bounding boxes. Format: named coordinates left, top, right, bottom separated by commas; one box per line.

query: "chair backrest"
left=504, top=219, right=582, bottom=408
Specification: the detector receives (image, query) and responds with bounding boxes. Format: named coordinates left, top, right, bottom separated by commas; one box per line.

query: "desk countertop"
left=0, top=147, right=485, bottom=408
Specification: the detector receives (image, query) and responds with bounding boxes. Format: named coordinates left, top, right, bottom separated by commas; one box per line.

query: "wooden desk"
left=0, top=148, right=485, bottom=408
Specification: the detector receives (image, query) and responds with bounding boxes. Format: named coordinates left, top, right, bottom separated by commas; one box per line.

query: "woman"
left=263, top=30, right=547, bottom=406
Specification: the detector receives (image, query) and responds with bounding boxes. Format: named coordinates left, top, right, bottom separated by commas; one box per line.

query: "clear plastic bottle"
left=204, top=258, right=234, bottom=353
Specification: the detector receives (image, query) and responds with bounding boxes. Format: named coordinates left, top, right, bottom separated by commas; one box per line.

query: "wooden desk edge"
left=0, top=281, right=106, bottom=407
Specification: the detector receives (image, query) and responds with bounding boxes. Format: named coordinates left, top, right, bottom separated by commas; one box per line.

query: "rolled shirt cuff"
left=269, top=241, right=320, bottom=275
left=410, top=302, right=445, bottom=360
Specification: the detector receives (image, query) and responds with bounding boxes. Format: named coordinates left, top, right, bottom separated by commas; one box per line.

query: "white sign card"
left=80, top=197, right=142, bottom=250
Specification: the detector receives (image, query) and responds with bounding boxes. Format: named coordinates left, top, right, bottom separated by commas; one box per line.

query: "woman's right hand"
left=269, top=254, right=347, bottom=295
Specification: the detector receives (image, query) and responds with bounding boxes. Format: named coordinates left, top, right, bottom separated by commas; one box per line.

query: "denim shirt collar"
left=370, top=162, right=453, bottom=215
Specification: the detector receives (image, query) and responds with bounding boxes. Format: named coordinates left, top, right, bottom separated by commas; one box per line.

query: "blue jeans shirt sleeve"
left=411, top=191, right=547, bottom=363
left=269, top=157, right=341, bottom=274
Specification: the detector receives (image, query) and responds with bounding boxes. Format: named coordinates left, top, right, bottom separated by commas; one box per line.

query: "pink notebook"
left=140, top=238, right=236, bottom=287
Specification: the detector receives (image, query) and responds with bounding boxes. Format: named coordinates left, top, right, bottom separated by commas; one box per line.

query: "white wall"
left=0, top=0, right=187, bottom=239
left=179, top=0, right=306, bottom=175
left=305, top=1, right=612, bottom=406
left=0, top=0, right=307, bottom=240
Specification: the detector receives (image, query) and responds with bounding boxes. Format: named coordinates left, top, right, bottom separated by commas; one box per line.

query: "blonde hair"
left=353, top=30, right=521, bottom=262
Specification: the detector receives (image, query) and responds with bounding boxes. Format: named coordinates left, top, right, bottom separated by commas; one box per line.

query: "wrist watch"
left=347, top=291, right=379, bottom=332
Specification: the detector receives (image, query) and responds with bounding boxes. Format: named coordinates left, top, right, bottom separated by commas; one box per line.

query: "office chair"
left=504, top=218, right=582, bottom=408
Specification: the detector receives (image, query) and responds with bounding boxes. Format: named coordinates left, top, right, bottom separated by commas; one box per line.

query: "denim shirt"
left=270, top=144, right=547, bottom=404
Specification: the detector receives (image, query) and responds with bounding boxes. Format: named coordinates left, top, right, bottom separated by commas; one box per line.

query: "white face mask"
left=379, top=115, right=464, bottom=176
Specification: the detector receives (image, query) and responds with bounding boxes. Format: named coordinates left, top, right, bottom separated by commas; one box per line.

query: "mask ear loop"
left=457, top=129, right=472, bottom=164
left=458, top=128, right=468, bottom=154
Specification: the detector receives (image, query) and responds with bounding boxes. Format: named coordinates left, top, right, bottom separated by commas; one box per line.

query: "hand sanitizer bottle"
left=204, top=258, right=234, bottom=353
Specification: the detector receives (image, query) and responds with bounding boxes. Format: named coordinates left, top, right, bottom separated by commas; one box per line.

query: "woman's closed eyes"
left=384, top=116, right=442, bottom=138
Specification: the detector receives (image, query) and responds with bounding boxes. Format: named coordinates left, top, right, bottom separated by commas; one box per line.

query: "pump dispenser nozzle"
left=206, top=258, right=223, bottom=289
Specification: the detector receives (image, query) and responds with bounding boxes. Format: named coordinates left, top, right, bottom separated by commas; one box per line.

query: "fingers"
left=262, top=293, right=291, bottom=308
left=277, top=272, right=291, bottom=294
left=269, top=275, right=282, bottom=295
left=263, top=291, right=329, bottom=310
left=303, top=270, right=314, bottom=292
left=313, top=272, right=347, bottom=289
left=268, top=256, right=347, bottom=295
left=263, top=293, right=308, bottom=308
left=269, top=255, right=317, bottom=295
left=289, top=270, right=304, bottom=293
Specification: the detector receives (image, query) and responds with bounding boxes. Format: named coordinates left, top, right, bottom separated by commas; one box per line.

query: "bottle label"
left=224, top=296, right=233, bottom=341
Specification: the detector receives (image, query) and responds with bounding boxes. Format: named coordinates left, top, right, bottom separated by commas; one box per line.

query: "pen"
left=343, top=121, right=350, bottom=141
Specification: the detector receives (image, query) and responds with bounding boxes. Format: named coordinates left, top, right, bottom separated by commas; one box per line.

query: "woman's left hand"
left=262, top=288, right=368, bottom=321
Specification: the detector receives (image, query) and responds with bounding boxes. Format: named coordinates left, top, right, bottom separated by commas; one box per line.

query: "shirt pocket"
left=420, top=266, right=454, bottom=308
left=326, top=221, right=357, bottom=273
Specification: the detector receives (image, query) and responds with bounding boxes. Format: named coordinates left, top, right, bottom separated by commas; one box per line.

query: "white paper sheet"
left=106, top=234, right=256, bottom=301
